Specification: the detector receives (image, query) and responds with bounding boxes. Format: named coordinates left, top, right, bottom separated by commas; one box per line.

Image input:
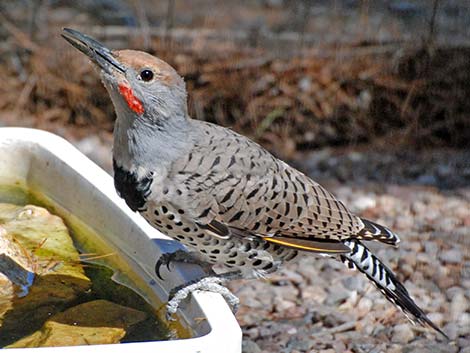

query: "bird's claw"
left=155, top=249, right=201, bottom=280
left=155, top=253, right=174, bottom=280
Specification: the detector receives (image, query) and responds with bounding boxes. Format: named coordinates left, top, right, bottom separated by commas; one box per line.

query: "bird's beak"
left=61, top=28, right=126, bottom=75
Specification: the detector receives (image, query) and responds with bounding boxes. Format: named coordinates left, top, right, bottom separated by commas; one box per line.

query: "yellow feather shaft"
left=263, top=237, right=350, bottom=253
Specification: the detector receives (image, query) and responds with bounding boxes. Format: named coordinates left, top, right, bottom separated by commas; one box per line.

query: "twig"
left=165, top=0, right=175, bottom=46
left=426, top=0, right=440, bottom=48
left=89, top=25, right=415, bottom=58
left=80, top=252, right=116, bottom=262
left=0, top=12, right=40, bottom=52
left=15, top=74, right=37, bottom=111
left=134, top=0, right=151, bottom=50
left=315, top=321, right=357, bottom=336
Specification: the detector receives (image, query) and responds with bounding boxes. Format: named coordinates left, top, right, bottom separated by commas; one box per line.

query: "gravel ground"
left=73, top=137, right=469, bottom=353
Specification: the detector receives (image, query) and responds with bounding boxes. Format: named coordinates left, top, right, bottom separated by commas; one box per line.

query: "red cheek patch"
left=118, top=84, right=144, bottom=115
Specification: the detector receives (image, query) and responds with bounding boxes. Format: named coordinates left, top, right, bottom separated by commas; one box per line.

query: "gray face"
left=62, top=28, right=188, bottom=128
left=62, top=28, right=192, bottom=171
left=100, top=50, right=188, bottom=124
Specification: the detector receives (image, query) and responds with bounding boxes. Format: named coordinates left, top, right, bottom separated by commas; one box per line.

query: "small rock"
left=446, top=286, right=463, bottom=300
left=443, top=322, right=458, bottom=341
left=386, top=344, right=403, bottom=353
left=439, top=249, right=462, bottom=264
left=298, top=77, right=311, bottom=92
left=274, top=298, right=295, bottom=312
left=75, top=135, right=112, bottom=173
left=357, top=297, right=373, bottom=317
left=242, top=339, right=262, bottom=353
left=404, top=341, right=459, bottom=353
left=342, top=276, right=363, bottom=291
left=450, top=292, right=468, bottom=321
left=6, top=300, right=146, bottom=348
left=436, top=165, right=452, bottom=178
left=416, top=252, right=431, bottom=263
left=459, top=342, right=470, bottom=353
left=416, top=174, right=438, bottom=185
left=278, top=269, right=304, bottom=284
left=427, top=312, right=444, bottom=327
left=392, top=323, right=415, bottom=344
left=351, top=195, right=376, bottom=212
left=457, top=313, right=470, bottom=335
left=388, top=1, right=422, bottom=16
left=437, top=218, right=460, bottom=232
left=286, top=327, right=297, bottom=335
left=332, top=340, right=346, bottom=352
left=301, top=285, right=327, bottom=304
left=325, top=284, right=350, bottom=305
left=424, top=241, right=438, bottom=256
left=395, top=215, right=414, bottom=230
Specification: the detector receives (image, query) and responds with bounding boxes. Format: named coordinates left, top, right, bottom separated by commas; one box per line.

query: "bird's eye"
left=140, top=69, right=154, bottom=82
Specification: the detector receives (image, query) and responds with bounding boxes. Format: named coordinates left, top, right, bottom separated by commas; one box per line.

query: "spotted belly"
left=141, top=202, right=298, bottom=273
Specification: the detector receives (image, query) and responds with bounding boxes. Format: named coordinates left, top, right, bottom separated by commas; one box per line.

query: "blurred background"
left=0, top=1, right=469, bottom=352
left=1, top=1, right=469, bottom=171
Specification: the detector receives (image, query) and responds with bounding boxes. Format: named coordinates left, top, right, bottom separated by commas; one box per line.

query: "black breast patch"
left=113, top=159, right=153, bottom=212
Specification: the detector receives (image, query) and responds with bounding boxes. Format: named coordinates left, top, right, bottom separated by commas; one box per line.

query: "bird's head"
left=62, top=28, right=188, bottom=126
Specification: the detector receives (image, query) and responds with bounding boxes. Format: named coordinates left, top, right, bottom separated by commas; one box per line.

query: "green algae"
left=0, top=184, right=186, bottom=347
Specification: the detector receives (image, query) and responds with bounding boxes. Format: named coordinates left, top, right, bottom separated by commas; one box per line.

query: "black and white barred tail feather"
left=340, top=239, right=448, bottom=338
left=357, top=219, right=400, bottom=246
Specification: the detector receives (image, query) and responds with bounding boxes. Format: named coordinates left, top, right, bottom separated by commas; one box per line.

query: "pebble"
left=342, top=276, right=364, bottom=291
left=242, top=339, right=262, bottom=353
left=357, top=297, right=373, bottom=317
left=404, top=341, right=459, bottom=353
left=424, top=241, right=438, bottom=256
left=298, top=77, right=312, bottom=92
left=395, top=215, right=414, bottom=230
left=427, top=312, right=444, bottom=327
left=274, top=298, right=296, bottom=312
left=301, top=285, right=327, bottom=303
left=460, top=345, right=470, bottom=353
left=416, top=174, right=438, bottom=185
left=443, top=322, right=459, bottom=341
left=440, top=249, right=463, bottom=264
left=457, top=313, right=470, bottom=335
left=351, top=195, right=376, bottom=212
left=450, top=292, right=468, bottom=321
left=277, top=269, right=304, bottom=284
left=391, top=323, right=415, bottom=344
left=325, top=284, right=350, bottom=305
left=387, top=345, right=404, bottom=353
left=74, top=135, right=112, bottom=173
left=331, top=340, right=346, bottom=352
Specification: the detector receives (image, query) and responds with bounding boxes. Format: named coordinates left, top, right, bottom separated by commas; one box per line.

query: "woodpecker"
left=62, top=28, right=446, bottom=338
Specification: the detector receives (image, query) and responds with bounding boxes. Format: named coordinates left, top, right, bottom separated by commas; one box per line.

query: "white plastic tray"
left=0, top=127, right=242, bottom=353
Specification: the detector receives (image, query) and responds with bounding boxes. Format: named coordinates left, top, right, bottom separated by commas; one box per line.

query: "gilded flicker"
left=62, top=28, right=446, bottom=337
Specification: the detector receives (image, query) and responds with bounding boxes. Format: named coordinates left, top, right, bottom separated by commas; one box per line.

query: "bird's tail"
left=340, top=239, right=447, bottom=338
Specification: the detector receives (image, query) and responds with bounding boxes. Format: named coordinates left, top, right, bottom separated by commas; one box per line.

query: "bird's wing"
left=170, top=122, right=399, bottom=249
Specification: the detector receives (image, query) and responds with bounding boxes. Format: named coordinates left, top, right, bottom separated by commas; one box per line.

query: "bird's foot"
left=165, top=271, right=242, bottom=321
left=155, top=249, right=210, bottom=280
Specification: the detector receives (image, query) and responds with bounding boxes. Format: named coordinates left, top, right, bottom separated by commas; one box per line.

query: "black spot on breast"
left=263, top=262, right=273, bottom=270
left=113, top=160, right=153, bottom=212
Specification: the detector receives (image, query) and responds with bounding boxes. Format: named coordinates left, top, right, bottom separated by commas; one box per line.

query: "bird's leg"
left=166, top=270, right=243, bottom=320
left=155, top=249, right=213, bottom=280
